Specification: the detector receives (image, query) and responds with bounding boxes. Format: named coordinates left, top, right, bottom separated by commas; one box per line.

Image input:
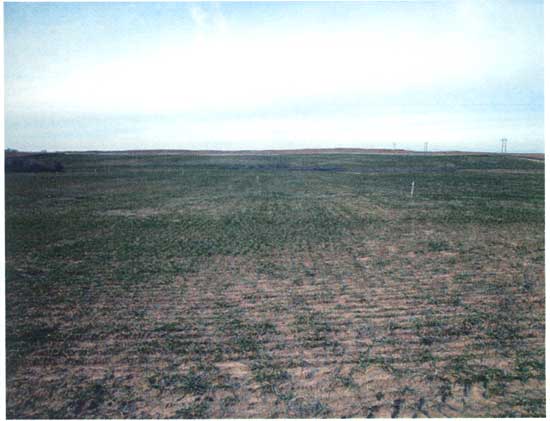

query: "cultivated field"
left=5, top=152, right=545, bottom=418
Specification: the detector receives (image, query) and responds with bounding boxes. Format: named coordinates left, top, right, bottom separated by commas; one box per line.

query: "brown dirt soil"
left=6, top=221, right=545, bottom=418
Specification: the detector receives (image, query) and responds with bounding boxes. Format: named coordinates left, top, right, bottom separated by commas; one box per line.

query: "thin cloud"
left=4, top=1, right=543, bottom=152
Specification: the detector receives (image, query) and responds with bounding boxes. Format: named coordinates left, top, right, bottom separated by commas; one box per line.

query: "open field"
left=5, top=152, right=545, bottom=418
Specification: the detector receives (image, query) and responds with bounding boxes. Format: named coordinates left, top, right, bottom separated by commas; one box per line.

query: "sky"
left=4, top=1, right=544, bottom=152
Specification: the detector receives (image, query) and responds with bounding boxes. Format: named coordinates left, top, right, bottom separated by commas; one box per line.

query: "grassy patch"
left=5, top=152, right=544, bottom=418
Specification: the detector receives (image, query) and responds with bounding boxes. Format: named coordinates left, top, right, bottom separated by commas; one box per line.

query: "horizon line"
left=5, top=147, right=545, bottom=156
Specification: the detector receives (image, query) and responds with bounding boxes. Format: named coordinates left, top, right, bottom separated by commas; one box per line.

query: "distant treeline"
left=5, top=157, right=64, bottom=173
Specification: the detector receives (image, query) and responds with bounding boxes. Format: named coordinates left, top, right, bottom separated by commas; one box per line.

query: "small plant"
left=287, top=398, right=330, bottom=417
left=427, top=240, right=450, bottom=252
left=175, top=400, right=209, bottom=419
left=180, top=371, right=210, bottom=395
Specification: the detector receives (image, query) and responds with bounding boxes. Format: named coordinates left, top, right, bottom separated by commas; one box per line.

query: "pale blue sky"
left=4, top=1, right=544, bottom=152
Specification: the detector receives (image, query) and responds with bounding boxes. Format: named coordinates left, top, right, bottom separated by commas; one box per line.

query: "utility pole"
left=424, top=142, right=428, bottom=153
left=393, top=142, right=396, bottom=151
left=501, top=138, right=507, bottom=153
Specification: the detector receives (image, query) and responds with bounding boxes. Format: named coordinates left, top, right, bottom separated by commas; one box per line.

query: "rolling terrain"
left=5, top=152, right=545, bottom=418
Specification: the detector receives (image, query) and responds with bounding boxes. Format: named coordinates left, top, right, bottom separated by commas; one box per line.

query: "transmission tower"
left=501, top=138, right=507, bottom=153
left=424, top=142, right=428, bottom=153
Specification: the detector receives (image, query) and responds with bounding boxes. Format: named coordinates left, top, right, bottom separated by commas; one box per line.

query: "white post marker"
left=410, top=181, right=415, bottom=198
